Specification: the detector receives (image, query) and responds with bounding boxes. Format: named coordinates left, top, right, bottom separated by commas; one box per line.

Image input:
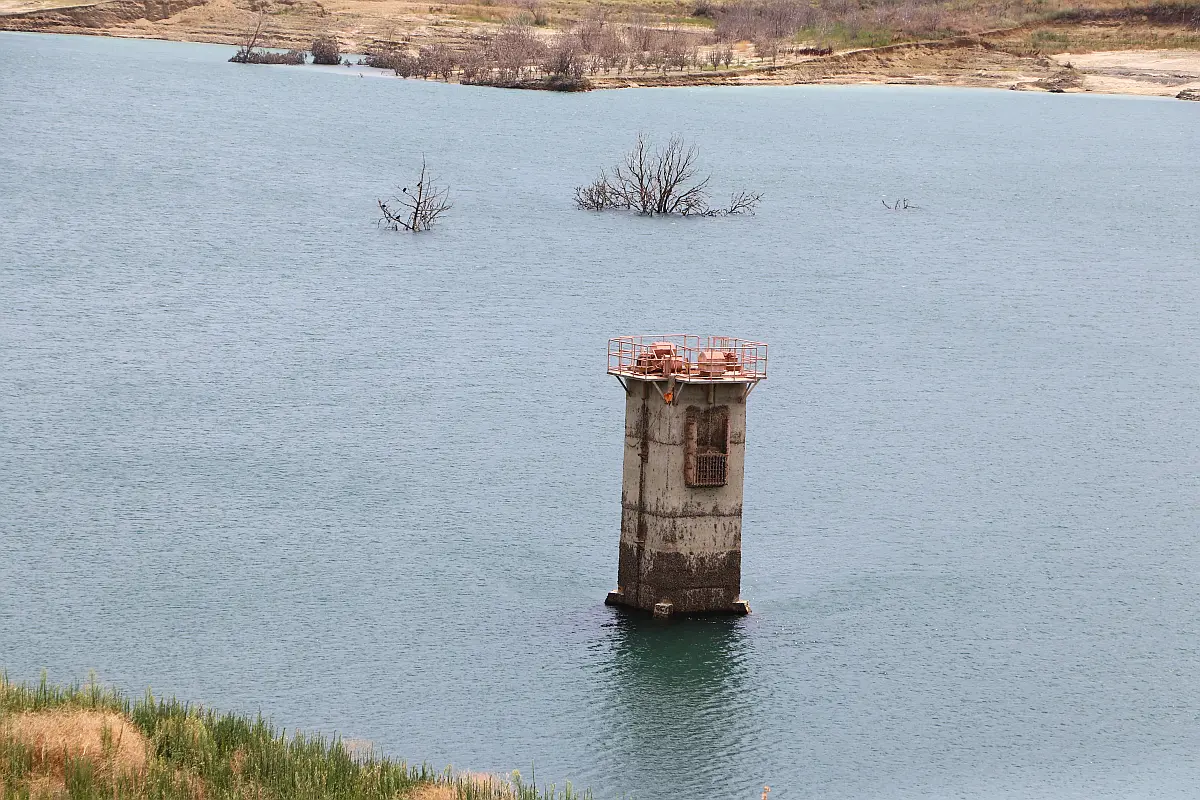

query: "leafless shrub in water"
left=724, top=190, right=764, bottom=215
left=238, top=48, right=307, bottom=64
left=378, top=159, right=452, bottom=232
left=310, top=34, right=342, bottom=64
left=575, top=134, right=762, bottom=217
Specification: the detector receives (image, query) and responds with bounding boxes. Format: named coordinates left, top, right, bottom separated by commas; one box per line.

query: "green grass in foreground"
left=0, top=674, right=591, bottom=800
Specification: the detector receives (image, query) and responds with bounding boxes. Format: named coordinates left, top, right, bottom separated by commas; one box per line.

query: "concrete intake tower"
left=604, top=335, right=767, bottom=618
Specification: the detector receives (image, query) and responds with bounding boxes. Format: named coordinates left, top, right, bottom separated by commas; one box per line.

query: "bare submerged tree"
left=574, top=134, right=762, bottom=217
left=229, top=8, right=267, bottom=63
left=377, top=160, right=452, bottom=232
left=229, top=5, right=306, bottom=64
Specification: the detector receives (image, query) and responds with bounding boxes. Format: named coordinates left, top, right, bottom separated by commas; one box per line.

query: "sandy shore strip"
left=1050, top=48, right=1200, bottom=94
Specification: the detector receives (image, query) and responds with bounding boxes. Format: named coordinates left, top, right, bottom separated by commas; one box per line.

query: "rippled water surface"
left=2, top=31, right=1200, bottom=799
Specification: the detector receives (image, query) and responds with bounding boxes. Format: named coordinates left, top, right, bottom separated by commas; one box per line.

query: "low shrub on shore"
left=0, top=674, right=590, bottom=800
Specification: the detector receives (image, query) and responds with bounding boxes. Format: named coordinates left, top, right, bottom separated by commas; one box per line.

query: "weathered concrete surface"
left=607, top=379, right=753, bottom=616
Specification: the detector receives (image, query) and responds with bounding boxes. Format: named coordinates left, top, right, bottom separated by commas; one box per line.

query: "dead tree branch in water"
left=230, top=9, right=267, bottom=63
left=882, top=198, right=919, bottom=210
left=722, top=190, right=764, bottom=216
left=228, top=6, right=306, bottom=64
left=377, top=159, right=452, bottom=232
left=575, top=134, right=761, bottom=217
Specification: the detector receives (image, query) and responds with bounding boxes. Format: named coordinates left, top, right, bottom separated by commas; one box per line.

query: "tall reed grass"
left=0, top=674, right=591, bottom=800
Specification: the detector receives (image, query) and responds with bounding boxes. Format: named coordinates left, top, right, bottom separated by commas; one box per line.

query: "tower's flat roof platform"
left=608, top=335, right=767, bottom=383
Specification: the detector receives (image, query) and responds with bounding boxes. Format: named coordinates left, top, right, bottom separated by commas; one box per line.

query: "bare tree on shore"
left=575, top=134, right=762, bottom=217
left=378, top=160, right=452, bottom=232
left=542, top=35, right=586, bottom=79
left=520, top=0, right=549, bottom=26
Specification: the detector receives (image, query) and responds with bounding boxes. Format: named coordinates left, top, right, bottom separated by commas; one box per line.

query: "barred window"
left=685, top=406, right=729, bottom=487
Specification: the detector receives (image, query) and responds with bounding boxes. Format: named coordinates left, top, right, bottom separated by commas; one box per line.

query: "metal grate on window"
left=685, top=405, right=730, bottom=488
left=693, top=452, right=728, bottom=487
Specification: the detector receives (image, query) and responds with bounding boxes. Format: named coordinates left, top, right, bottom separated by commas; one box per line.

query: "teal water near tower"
left=1, top=31, right=1199, bottom=799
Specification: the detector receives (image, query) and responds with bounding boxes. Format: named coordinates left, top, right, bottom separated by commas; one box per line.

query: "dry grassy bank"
left=0, top=675, right=588, bottom=800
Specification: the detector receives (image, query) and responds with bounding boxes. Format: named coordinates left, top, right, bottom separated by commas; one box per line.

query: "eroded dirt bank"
left=594, top=39, right=1200, bottom=95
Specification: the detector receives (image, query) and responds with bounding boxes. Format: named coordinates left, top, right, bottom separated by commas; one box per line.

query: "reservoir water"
left=2, top=30, right=1199, bottom=799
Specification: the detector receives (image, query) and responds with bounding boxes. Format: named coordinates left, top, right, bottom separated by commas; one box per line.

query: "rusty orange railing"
left=607, top=335, right=767, bottom=382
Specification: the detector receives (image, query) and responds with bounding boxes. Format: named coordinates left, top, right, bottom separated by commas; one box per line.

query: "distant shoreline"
left=2, top=19, right=1199, bottom=99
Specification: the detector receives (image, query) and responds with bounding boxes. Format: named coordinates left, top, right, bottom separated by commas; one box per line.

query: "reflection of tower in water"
left=597, top=614, right=758, bottom=795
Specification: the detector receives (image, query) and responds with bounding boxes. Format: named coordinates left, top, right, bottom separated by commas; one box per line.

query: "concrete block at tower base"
left=604, top=587, right=752, bottom=617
